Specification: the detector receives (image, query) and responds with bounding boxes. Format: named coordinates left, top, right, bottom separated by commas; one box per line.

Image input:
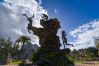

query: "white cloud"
left=0, top=0, right=48, bottom=45
left=70, top=20, right=99, bottom=49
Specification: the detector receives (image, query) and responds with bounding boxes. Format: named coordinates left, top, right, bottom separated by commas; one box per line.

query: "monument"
left=23, top=14, right=74, bottom=66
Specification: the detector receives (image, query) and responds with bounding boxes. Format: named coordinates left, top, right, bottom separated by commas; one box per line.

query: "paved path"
left=76, top=64, right=99, bottom=66
left=75, top=61, right=99, bottom=66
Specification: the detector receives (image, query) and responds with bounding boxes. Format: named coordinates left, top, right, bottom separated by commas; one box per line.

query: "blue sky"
left=0, top=0, right=3, bottom=2
left=0, top=0, right=99, bottom=49
left=40, top=0, right=99, bottom=43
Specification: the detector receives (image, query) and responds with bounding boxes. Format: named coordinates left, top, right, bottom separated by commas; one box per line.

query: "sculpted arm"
left=30, top=14, right=34, bottom=19
left=22, top=14, right=29, bottom=21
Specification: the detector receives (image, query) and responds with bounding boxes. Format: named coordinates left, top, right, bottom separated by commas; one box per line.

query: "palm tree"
left=15, top=35, right=31, bottom=50
left=11, top=43, right=20, bottom=59
left=15, top=36, right=31, bottom=59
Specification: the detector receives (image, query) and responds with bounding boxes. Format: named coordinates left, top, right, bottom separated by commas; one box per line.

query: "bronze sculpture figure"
left=22, top=14, right=34, bottom=34
left=62, top=31, right=74, bottom=48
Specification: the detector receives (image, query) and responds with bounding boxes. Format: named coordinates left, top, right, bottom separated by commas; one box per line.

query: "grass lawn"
left=8, top=60, right=22, bottom=64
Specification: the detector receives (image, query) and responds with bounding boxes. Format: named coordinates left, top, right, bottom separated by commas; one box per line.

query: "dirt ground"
left=76, top=64, right=99, bottom=66
left=75, top=61, right=99, bottom=66
left=75, top=64, right=99, bottom=66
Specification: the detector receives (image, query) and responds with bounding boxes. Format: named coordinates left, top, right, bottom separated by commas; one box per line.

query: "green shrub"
left=8, top=60, right=22, bottom=64
left=19, top=60, right=26, bottom=66
left=31, top=48, right=74, bottom=66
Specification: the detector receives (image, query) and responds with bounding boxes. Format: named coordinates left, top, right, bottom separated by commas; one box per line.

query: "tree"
left=95, top=38, right=99, bottom=56
left=0, top=37, right=13, bottom=64
left=15, top=36, right=31, bottom=50
left=15, top=36, right=31, bottom=59
left=11, top=43, right=20, bottom=59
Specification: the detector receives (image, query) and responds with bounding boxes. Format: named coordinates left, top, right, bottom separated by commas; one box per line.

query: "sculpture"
left=23, top=13, right=74, bottom=66
left=22, top=14, right=34, bottom=34
left=41, top=14, right=48, bottom=21
left=62, top=31, right=74, bottom=48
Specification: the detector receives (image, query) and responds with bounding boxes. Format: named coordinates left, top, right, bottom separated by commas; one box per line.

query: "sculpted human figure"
left=22, top=13, right=48, bottom=46
left=22, top=14, right=34, bottom=34
left=40, top=14, right=49, bottom=29
left=41, top=14, right=48, bottom=21
left=62, top=31, right=67, bottom=48
left=62, top=31, right=74, bottom=48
